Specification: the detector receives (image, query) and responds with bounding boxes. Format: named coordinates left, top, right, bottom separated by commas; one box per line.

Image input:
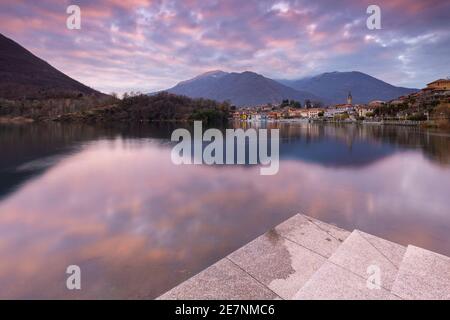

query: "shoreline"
left=1, top=116, right=449, bottom=132
left=235, top=118, right=450, bottom=130
left=0, top=116, right=34, bottom=124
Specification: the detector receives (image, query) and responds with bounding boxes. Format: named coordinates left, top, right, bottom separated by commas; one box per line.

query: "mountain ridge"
left=0, top=32, right=418, bottom=106
left=0, top=33, right=101, bottom=100
left=278, top=71, right=418, bottom=104
left=160, top=70, right=418, bottom=106
left=163, top=70, right=320, bottom=107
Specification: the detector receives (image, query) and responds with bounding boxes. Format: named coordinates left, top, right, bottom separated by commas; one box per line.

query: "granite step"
left=157, top=258, right=279, bottom=300
left=227, top=214, right=350, bottom=299
left=158, top=213, right=350, bottom=300
left=293, top=230, right=406, bottom=300
left=158, top=213, right=450, bottom=300
left=391, top=245, right=450, bottom=300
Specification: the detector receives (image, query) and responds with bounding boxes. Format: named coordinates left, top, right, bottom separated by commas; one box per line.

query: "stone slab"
left=275, top=214, right=350, bottom=258
left=228, top=228, right=326, bottom=299
left=294, top=262, right=395, bottom=300
left=328, top=230, right=406, bottom=290
left=157, top=258, right=278, bottom=300
left=391, top=245, right=450, bottom=300
left=358, top=231, right=406, bottom=268
left=306, top=215, right=352, bottom=242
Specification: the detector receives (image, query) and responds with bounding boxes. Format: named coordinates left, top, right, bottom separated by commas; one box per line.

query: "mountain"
left=279, top=71, right=418, bottom=104
left=164, top=70, right=320, bottom=106
left=0, top=33, right=100, bottom=100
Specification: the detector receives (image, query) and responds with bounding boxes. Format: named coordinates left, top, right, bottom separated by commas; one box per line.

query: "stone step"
left=158, top=213, right=350, bottom=300
left=159, top=214, right=450, bottom=300
left=157, top=258, right=279, bottom=300
left=293, top=230, right=406, bottom=300
left=227, top=214, right=350, bottom=299
left=391, top=245, right=450, bottom=300
left=274, top=214, right=350, bottom=258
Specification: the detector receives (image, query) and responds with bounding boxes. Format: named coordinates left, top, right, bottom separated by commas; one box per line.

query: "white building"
left=307, top=108, right=324, bottom=118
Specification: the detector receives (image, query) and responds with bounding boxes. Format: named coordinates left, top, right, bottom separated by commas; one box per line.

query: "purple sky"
left=1, top=0, right=449, bottom=94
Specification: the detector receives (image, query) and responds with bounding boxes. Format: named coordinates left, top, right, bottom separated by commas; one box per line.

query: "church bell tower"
left=347, top=91, right=353, bottom=105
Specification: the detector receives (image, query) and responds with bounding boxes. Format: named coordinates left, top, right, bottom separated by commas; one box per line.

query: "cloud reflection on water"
left=0, top=134, right=449, bottom=298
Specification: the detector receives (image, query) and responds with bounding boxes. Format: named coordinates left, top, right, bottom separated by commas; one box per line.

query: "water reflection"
left=0, top=122, right=449, bottom=299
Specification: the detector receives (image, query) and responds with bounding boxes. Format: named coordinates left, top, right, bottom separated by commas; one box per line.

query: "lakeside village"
left=232, top=79, right=450, bottom=128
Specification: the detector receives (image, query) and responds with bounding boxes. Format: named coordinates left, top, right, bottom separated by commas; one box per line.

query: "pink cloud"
left=0, top=0, right=448, bottom=93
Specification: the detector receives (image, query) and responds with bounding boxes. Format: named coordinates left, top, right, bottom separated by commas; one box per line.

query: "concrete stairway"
left=390, top=245, right=450, bottom=300
left=294, top=229, right=404, bottom=299
left=294, top=230, right=450, bottom=300
left=158, top=214, right=450, bottom=300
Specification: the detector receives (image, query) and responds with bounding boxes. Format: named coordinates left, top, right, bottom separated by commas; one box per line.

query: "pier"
left=159, top=214, right=450, bottom=300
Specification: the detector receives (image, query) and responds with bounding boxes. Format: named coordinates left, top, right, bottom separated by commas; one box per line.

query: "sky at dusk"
left=1, top=0, right=449, bottom=94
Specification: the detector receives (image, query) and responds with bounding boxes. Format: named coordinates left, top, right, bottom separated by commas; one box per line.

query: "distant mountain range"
left=0, top=33, right=418, bottom=106
left=279, top=71, right=418, bottom=104
left=161, top=70, right=418, bottom=106
left=164, top=70, right=320, bottom=107
left=0, top=33, right=100, bottom=100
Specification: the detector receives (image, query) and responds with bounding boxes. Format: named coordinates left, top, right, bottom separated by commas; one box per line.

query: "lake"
left=0, top=121, right=449, bottom=299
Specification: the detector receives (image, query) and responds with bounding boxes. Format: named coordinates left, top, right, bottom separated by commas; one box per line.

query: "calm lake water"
left=0, top=121, right=449, bottom=299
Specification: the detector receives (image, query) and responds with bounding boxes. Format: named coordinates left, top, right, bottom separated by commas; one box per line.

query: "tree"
left=313, top=101, right=323, bottom=108
left=281, top=99, right=289, bottom=107
left=304, top=99, right=312, bottom=109
left=292, top=100, right=302, bottom=108
left=432, top=103, right=450, bottom=120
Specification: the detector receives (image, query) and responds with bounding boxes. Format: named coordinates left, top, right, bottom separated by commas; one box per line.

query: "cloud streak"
left=1, top=0, right=449, bottom=94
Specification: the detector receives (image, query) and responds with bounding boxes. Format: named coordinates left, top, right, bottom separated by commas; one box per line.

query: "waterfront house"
left=298, top=110, right=308, bottom=118
left=268, top=111, right=282, bottom=119
left=333, top=104, right=354, bottom=112
left=251, top=114, right=268, bottom=121
left=307, top=108, right=324, bottom=118
left=420, top=79, right=450, bottom=103
left=423, top=79, right=450, bottom=92
left=324, top=106, right=349, bottom=118
left=356, top=106, right=376, bottom=117
left=288, top=109, right=305, bottom=118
